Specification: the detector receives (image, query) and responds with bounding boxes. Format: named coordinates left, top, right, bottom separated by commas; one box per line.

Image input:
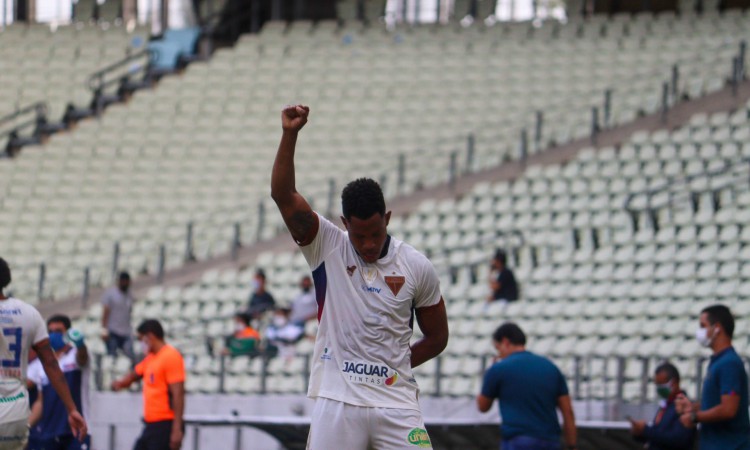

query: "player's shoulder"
left=394, top=238, right=431, bottom=266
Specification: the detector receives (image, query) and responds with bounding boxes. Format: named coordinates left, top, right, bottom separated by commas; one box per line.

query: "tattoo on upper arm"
left=289, top=210, right=315, bottom=239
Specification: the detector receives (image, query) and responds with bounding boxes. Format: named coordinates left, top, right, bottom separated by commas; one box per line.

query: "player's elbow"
left=430, top=328, right=449, bottom=355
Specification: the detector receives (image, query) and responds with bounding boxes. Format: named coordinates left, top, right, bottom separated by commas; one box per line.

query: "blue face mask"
left=49, top=332, right=66, bottom=351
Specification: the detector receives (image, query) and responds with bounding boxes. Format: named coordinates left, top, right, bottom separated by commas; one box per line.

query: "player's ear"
left=340, top=216, right=349, bottom=230
left=385, top=211, right=391, bottom=226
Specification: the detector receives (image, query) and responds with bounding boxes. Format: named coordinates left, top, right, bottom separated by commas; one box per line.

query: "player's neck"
left=152, top=340, right=166, bottom=353
left=0, top=291, right=6, bottom=300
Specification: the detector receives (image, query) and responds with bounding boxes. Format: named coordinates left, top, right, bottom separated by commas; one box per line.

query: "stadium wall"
left=90, top=392, right=653, bottom=449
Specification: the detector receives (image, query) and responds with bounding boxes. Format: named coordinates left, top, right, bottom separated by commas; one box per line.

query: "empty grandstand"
left=2, top=0, right=750, bottom=448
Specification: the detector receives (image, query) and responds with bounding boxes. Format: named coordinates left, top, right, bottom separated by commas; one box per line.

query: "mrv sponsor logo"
left=342, top=360, right=398, bottom=386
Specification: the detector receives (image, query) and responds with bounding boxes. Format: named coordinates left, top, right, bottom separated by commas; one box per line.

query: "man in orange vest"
left=112, top=319, right=185, bottom=450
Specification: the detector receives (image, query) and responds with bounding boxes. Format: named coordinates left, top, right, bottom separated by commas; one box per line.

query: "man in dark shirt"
left=630, top=362, right=695, bottom=449
left=488, top=249, right=519, bottom=302
left=676, top=304, right=750, bottom=450
left=247, top=269, right=275, bottom=318
left=477, top=322, right=577, bottom=450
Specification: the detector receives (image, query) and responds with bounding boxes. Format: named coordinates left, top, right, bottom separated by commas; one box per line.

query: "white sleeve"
left=27, top=360, right=42, bottom=385
left=413, top=257, right=442, bottom=309
left=29, top=308, right=48, bottom=346
left=299, top=213, right=347, bottom=270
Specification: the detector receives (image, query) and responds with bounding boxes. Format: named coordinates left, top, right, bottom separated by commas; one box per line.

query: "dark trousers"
left=28, top=434, right=91, bottom=450
left=502, top=435, right=561, bottom=450
left=134, top=420, right=174, bottom=450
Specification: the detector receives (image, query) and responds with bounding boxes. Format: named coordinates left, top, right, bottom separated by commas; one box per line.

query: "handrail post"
left=603, top=89, right=612, bottom=128
left=112, top=242, right=120, bottom=280
left=82, top=267, right=90, bottom=308
left=520, top=128, right=528, bottom=162
left=37, top=263, right=46, bottom=302
left=671, top=64, right=679, bottom=101
left=640, top=357, right=650, bottom=403
left=231, top=223, right=241, bottom=261
left=434, top=355, right=442, bottom=396
left=185, top=222, right=195, bottom=262
left=615, top=356, right=625, bottom=419
left=732, top=56, right=740, bottom=97
left=326, top=178, right=336, bottom=217
left=260, top=356, right=269, bottom=394
left=109, top=423, right=117, bottom=450
left=256, top=201, right=265, bottom=243
left=534, top=111, right=543, bottom=149
left=157, top=245, right=166, bottom=284
left=695, top=356, right=704, bottom=400
left=465, top=134, right=475, bottom=174
left=219, top=354, right=226, bottom=394
left=591, top=106, right=600, bottom=144
left=661, top=81, right=669, bottom=123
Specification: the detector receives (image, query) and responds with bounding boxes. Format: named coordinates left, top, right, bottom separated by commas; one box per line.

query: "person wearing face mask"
left=101, top=272, right=136, bottom=364
left=27, top=315, right=90, bottom=450
left=246, top=269, right=276, bottom=320
left=676, top=304, right=750, bottom=450
left=223, top=312, right=261, bottom=357
left=477, top=322, right=577, bottom=450
left=0, top=257, right=87, bottom=449
left=111, top=319, right=185, bottom=450
left=289, top=275, right=317, bottom=326
left=264, top=308, right=304, bottom=361
left=629, top=362, right=695, bottom=450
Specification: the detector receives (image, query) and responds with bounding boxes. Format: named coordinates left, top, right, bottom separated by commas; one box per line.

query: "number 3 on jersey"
left=2, top=327, right=22, bottom=368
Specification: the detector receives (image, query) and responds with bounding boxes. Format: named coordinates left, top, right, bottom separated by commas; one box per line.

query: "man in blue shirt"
left=677, top=304, right=750, bottom=450
left=477, top=322, right=577, bottom=450
left=629, top=362, right=695, bottom=449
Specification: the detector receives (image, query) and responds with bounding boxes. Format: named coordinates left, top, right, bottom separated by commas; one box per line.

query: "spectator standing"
left=0, top=257, right=87, bottom=447
left=28, top=314, right=91, bottom=450
left=247, top=269, right=275, bottom=318
left=111, top=319, right=186, bottom=450
left=288, top=275, right=317, bottom=326
left=223, top=312, right=261, bottom=357
left=629, top=362, right=695, bottom=449
left=477, top=322, right=576, bottom=450
left=676, top=304, right=750, bottom=450
left=487, top=249, right=519, bottom=303
left=101, top=272, right=136, bottom=362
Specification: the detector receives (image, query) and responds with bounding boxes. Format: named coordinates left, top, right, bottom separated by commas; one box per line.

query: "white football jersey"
left=0, top=297, right=48, bottom=423
left=301, top=213, right=442, bottom=410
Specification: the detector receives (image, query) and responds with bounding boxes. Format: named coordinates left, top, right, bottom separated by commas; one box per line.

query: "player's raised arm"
left=271, top=105, right=318, bottom=245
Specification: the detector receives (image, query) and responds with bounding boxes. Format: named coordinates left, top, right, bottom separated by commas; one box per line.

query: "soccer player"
left=111, top=319, right=185, bottom=450
left=0, top=257, right=87, bottom=449
left=27, top=314, right=90, bottom=450
left=271, top=105, right=449, bottom=449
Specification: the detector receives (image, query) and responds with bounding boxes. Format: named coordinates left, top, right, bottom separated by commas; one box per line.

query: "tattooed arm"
left=271, top=105, right=319, bottom=245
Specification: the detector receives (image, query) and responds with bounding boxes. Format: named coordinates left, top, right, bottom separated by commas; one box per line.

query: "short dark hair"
left=702, top=304, right=735, bottom=338
left=655, top=361, right=680, bottom=382
left=136, top=319, right=165, bottom=340
left=494, top=249, right=507, bottom=265
left=234, top=312, right=250, bottom=325
left=255, top=269, right=266, bottom=281
left=341, top=178, right=386, bottom=220
left=119, top=271, right=131, bottom=281
left=47, top=314, right=72, bottom=330
left=492, top=322, right=526, bottom=346
left=0, top=257, right=10, bottom=290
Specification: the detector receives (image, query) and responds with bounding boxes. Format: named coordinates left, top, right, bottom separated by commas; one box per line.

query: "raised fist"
left=281, top=104, right=310, bottom=132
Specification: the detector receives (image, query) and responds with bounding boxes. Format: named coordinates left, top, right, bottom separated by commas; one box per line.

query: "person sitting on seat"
left=223, top=312, right=260, bottom=357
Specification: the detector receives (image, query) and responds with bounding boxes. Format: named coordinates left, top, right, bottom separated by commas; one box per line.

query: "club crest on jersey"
left=342, top=360, right=398, bottom=386
left=346, top=265, right=356, bottom=277
left=385, top=275, right=406, bottom=296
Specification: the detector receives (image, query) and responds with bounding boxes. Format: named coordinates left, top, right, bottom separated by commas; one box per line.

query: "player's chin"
left=362, top=254, right=379, bottom=263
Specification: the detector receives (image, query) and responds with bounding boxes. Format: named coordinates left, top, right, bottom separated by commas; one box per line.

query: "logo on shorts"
left=321, top=347, right=332, bottom=361
left=407, top=428, right=431, bottom=447
left=342, top=360, right=397, bottom=386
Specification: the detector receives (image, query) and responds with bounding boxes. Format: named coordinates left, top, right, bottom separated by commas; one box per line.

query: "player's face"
left=342, top=211, right=391, bottom=264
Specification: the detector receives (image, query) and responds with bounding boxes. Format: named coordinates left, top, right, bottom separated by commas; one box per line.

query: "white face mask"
left=251, top=280, right=260, bottom=292
left=273, top=316, right=287, bottom=327
left=234, top=323, right=245, bottom=332
left=696, top=327, right=714, bottom=347
left=140, top=339, right=150, bottom=354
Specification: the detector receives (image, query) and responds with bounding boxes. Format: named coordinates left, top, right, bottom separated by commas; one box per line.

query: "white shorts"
left=307, top=397, right=433, bottom=450
left=0, top=419, right=29, bottom=450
